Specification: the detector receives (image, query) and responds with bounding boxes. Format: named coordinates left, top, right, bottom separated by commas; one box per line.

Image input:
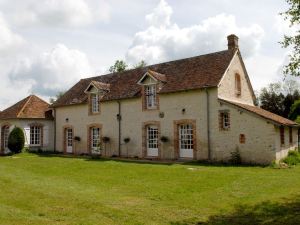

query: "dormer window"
left=145, top=84, right=157, bottom=109
left=91, top=93, right=100, bottom=113
left=84, top=80, right=110, bottom=115
left=138, top=70, right=166, bottom=111
left=235, top=73, right=241, bottom=96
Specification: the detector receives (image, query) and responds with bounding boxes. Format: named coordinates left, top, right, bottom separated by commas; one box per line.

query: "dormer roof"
left=84, top=80, right=110, bottom=93
left=137, top=69, right=167, bottom=85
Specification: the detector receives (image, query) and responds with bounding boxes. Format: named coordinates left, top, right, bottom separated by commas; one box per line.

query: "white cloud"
left=145, top=0, right=172, bottom=28
left=273, top=15, right=299, bottom=36
left=9, top=44, right=93, bottom=96
left=0, top=13, right=25, bottom=56
left=126, top=0, right=264, bottom=65
left=6, top=0, right=110, bottom=27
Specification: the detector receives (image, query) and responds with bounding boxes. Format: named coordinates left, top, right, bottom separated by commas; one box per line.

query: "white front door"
left=147, top=125, right=158, bottom=157
left=66, top=128, right=73, bottom=153
left=179, top=124, right=194, bottom=158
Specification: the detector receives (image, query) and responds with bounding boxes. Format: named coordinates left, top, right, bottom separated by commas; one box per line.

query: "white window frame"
left=3, top=126, right=9, bottom=149
left=91, top=127, right=100, bottom=150
left=223, top=113, right=230, bottom=129
left=179, top=124, right=194, bottom=150
left=145, top=84, right=157, bottom=109
left=30, top=126, right=41, bottom=146
left=147, top=125, right=158, bottom=150
left=91, top=93, right=100, bottom=113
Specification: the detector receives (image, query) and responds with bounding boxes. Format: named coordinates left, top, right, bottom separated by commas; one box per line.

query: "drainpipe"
left=205, top=87, right=211, bottom=161
left=53, top=108, right=56, bottom=153
left=117, top=101, right=122, bottom=156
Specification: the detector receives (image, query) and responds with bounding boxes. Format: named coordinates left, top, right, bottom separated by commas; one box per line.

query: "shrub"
left=160, top=136, right=169, bottom=142
left=229, top=147, right=242, bottom=165
left=102, top=137, right=110, bottom=143
left=124, top=137, right=130, bottom=143
left=8, top=127, right=25, bottom=154
left=74, top=136, right=81, bottom=142
left=282, top=150, right=300, bottom=166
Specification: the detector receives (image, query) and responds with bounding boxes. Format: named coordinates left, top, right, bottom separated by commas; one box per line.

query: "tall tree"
left=49, top=91, right=65, bottom=104
left=258, top=79, right=300, bottom=118
left=289, top=99, right=300, bottom=122
left=280, top=0, right=300, bottom=76
left=109, top=60, right=128, bottom=73
left=134, top=60, right=147, bottom=69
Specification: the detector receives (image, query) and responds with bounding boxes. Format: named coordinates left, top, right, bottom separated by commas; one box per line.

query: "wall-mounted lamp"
left=65, top=118, right=69, bottom=122
left=182, top=108, right=186, bottom=114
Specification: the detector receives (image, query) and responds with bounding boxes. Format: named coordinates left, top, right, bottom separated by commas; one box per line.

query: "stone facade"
left=54, top=52, right=298, bottom=164
left=0, top=119, right=54, bottom=153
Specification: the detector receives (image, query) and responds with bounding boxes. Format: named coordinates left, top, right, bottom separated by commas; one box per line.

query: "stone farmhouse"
left=0, top=95, right=54, bottom=153
left=0, top=35, right=299, bottom=164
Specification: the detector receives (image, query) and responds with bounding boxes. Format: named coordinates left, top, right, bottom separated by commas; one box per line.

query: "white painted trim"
left=137, top=72, right=158, bottom=85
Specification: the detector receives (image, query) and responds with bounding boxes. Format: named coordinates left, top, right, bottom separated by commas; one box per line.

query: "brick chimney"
left=227, top=34, right=239, bottom=51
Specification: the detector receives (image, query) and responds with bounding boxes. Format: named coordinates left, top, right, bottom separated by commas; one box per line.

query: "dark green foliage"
left=282, top=150, right=300, bottom=166
left=49, top=91, right=65, bottom=104
left=289, top=99, right=300, bottom=120
left=109, top=60, right=128, bottom=73
left=258, top=80, right=300, bottom=118
left=123, top=137, right=130, bottom=143
left=230, top=147, right=242, bottom=165
left=134, top=60, right=147, bottom=69
left=7, top=127, right=25, bottom=154
left=280, top=0, right=300, bottom=77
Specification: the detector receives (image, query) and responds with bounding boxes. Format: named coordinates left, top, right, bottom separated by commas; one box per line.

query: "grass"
left=0, top=153, right=300, bottom=225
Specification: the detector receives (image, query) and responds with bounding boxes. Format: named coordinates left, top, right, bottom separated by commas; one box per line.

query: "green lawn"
left=0, top=153, right=300, bottom=225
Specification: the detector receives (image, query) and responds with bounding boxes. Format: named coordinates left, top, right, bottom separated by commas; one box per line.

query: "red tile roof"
left=52, top=50, right=235, bottom=107
left=0, top=95, right=52, bottom=120
left=220, top=98, right=299, bottom=126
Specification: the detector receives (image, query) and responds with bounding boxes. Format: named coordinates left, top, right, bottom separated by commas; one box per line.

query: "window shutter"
left=227, top=112, right=231, bottom=129
left=24, top=127, right=30, bottom=146
left=43, top=126, right=49, bottom=147
left=219, top=112, right=223, bottom=130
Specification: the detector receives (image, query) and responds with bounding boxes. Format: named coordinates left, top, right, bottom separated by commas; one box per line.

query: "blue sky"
left=0, top=0, right=297, bottom=109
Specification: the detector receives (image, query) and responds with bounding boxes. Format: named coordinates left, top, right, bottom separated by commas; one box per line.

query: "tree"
left=134, top=60, right=147, bottom=69
left=258, top=80, right=300, bottom=118
left=109, top=60, right=128, bottom=73
left=289, top=99, right=300, bottom=121
left=49, top=91, right=65, bottom=104
left=8, top=127, right=25, bottom=154
left=259, top=87, right=285, bottom=116
left=280, top=0, right=300, bottom=77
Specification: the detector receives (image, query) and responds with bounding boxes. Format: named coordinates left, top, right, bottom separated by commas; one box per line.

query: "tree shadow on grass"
left=170, top=196, right=300, bottom=225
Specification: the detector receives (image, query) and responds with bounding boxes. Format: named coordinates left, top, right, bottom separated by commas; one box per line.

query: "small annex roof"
left=219, top=98, right=299, bottom=127
left=0, top=95, right=52, bottom=120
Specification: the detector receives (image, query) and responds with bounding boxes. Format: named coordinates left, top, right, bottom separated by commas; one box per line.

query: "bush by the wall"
left=8, top=127, right=25, bottom=154
left=229, top=147, right=242, bottom=165
left=282, top=150, right=300, bottom=166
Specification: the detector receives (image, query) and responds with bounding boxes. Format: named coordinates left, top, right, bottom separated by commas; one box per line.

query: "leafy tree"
left=109, top=60, right=128, bottom=73
left=280, top=0, right=300, bottom=76
left=258, top=80, right=300, bottom=118
left=259, top=87, right=285, bottom=116
left=134, top=60, right=147, bottom=69
left=49, top=91, right=65, bottom=104
left=289, top=99, right=300, bottom=121
left=8, top=127, right=25, bottom=154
